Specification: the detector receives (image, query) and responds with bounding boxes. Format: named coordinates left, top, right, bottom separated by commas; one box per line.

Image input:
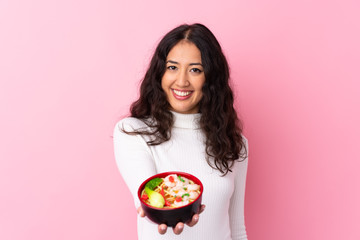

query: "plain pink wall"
left=1, top=0, right=359, bottom=239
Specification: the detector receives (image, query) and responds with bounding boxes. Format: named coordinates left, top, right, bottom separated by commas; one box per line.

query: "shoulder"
left=113, top=117, right=154, bottom=149
left=114, top=117, right=149, bottom=133
left=241, top=134, right=248, bottom=145
left=232, top=134, right=249, bottom=170
left=241, top=134, right=249, bottom=153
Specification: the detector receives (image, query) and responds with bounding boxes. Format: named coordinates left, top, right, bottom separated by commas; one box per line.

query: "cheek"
left=161, top=76, right=168, bottom=90
left=161, top=73, right=172, bottom=89
left=196, top=78, right=206, bottom=92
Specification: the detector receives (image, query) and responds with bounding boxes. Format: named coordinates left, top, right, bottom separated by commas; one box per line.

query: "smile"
left=171, top=89, right=194, bottom=100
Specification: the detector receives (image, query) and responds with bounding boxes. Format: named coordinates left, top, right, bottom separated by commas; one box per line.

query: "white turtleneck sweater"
left=113, top=111, right=248, bottom=240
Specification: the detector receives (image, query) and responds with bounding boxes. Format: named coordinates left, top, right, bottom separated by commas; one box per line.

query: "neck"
left=171, top=111, right=201, bottom=130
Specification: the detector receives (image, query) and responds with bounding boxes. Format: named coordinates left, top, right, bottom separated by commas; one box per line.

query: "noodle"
left=141, top=174, right=201, bottom=208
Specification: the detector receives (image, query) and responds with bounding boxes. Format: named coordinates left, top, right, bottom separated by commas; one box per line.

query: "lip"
left=171, top=89, right=194, bottom=100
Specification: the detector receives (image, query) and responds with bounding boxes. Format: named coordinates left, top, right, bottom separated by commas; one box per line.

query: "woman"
left=113, top=23, right=248, bottom=240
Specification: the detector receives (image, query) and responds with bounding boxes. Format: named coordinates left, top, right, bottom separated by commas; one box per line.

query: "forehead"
left=166, top=40, right=202, bottom=63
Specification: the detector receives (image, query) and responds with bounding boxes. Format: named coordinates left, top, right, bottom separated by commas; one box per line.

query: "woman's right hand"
left=137, top=204, right=206, bottom=235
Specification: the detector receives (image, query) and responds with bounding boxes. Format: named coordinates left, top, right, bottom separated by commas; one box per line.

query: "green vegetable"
left=178, top=175, right=185, bottom=182
left=144, top=178, right=165, bottom=208
left=145, top=178, right=163, bottom=190
left=181, top=193, right=190, bottom=198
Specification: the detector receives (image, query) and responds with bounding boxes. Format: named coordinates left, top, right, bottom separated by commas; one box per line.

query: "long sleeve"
left=229, top=137, right=249, bottom=240
left=113, top=119, right=157, bottom=207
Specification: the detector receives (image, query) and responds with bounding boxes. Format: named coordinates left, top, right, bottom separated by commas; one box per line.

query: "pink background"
left=1, top=0, right=359, bottom=239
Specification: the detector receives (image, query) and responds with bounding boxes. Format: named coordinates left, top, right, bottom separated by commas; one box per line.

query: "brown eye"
left=190, top=68, right=202, bottom=73
left=167, top=66, right=177, bottom=70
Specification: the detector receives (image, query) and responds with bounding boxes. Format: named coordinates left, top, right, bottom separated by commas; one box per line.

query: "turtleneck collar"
left=171, top=111, right=201, bottom=130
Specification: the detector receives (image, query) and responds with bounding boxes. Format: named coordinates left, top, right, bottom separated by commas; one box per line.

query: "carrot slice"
left=160, top=187, right=171, bottom=206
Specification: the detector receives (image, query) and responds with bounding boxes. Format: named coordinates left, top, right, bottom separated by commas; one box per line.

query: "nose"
left=175, top=69, right=190, bottom=87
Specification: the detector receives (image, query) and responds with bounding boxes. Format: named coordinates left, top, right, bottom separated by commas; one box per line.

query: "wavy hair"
left=125, top=23, right=247, bottom=175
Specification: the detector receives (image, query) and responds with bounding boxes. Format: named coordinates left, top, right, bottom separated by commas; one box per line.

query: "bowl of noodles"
left=138, top=171, right=203, bottom=227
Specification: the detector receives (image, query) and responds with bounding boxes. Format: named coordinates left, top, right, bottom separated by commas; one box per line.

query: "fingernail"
left=161, top=225, right=166, bottom=230
left=194, top=216, right=199, bottom=221
left=178, top=225, right=183, bottom=229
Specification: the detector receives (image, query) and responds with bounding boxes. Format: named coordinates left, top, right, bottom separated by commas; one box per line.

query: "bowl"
left=138, top=171, right=203, bottom=227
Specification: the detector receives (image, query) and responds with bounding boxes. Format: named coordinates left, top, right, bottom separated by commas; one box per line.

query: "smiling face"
left=161, top=40, right=205, bottom=114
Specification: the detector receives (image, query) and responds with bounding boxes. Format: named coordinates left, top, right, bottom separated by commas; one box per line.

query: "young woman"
left=114, top=23, right=248, bottom=240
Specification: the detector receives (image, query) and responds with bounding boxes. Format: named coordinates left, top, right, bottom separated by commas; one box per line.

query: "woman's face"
left=161, top=40, right=205, bottom=114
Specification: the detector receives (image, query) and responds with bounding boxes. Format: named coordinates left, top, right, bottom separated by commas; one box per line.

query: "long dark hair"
left=125, top=23, right=247, bottom=175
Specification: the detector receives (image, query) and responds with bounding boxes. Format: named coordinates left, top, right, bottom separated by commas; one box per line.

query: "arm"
left=113, top=119, right=203, bottom=234
left=229, top=137, right=249, bottom=240
left=113, top=119, right=157, bottom=208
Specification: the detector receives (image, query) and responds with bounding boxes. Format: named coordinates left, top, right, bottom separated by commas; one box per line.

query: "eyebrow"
left=166, top=60, right=203, bottom=66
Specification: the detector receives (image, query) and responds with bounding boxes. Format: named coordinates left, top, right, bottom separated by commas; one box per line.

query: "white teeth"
left=173, top=89, right=192, bottom=97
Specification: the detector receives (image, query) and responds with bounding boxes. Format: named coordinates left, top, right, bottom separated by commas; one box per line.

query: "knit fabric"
left=113, top=111, right=248, bottom=240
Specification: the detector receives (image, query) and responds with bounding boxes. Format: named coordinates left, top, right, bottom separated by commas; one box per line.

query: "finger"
left=199, top=204, right=206, bottom=214
left=186, top=214, right=199, bottom=227
left=158, top=224, right=167, bottom=234
left=137, top=207, right=145, bottom=218
left=186, top=204, right=205, bottom=227
left=173, top=222, right=184, bottom=235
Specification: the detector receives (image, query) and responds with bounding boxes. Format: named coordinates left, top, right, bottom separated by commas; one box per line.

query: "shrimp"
left=187, top=184, right=200, bottom=191
left=189, top=191, right=199, bottom=200
left=151, top=174, right=201, bottom=208
left=174, top=175, right=189, bottom=188
left=176, top=189, right=187, bottom=197
left=164, top=180, right=176, bottom=188
left=173, top=199, right=189, bottom=207
left=163, top=174, right=177, bottom=188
